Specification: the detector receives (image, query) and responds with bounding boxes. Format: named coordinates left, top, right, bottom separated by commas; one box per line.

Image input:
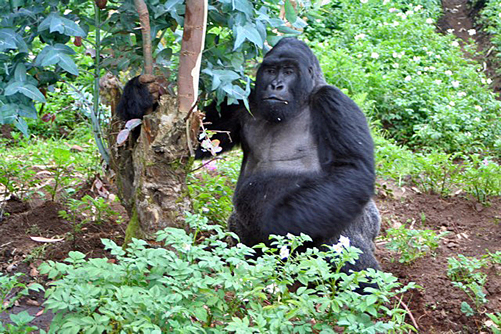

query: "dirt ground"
left=1, top=0, right=500, bottom=333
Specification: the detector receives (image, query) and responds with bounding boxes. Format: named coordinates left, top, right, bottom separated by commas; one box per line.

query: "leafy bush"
left=40, top=213, right=417, bottom=333
left=307, top=0, right=501, bottom=154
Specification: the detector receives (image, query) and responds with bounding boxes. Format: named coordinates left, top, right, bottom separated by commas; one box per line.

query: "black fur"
left=116, top=76, right=154, bottom=120
left=117, top=38, right=381, bottom=275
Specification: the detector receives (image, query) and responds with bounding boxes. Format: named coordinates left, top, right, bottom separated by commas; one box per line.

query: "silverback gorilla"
left=117, top=37, right=381, bottom=275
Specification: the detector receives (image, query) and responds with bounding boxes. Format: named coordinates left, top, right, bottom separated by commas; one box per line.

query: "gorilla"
left=117, top=37, right=381, bottom=275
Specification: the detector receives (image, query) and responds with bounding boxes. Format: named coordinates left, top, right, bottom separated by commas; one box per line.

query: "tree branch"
left=134, top=0, right=153, bottom=75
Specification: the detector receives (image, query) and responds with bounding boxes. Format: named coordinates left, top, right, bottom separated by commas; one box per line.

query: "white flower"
left=499, top=13, right=501, bottom=18
left=447, top=28, right=455, bottom=34
left=389, top=8, right=397, bottom=13
left=182, top=243, right=191, bottom=251
left=265, top=283, right=279, bottom=294
left=445, top=70, right=453, bottom=76
left=355, top=33, right=366, bottom=40
left=475, top=117, right=481, bottom=122
left=332, top=235, right=351, bottom=253
left=434, top=79, right=442, bottom=85
left=457, top=91, right=467, bottom=97
left=487, top=78, right=493, bottom=84
left=424, top=66, right=429, bottom=71
left=392, top=63, right=399, bottom=68
left=414, top=5, right=423, bottom=11
left=452, top=41, right=460, bottom=47
left=474, top=105, right=483, bottom=112
left=357, top=54, right=363, bottom=58
left=360, top=0, right=368, bottom=3
left=371, top=52, right=379, bottom=59
left=449, top=101, right=456, bottom=106
left=383, top=0, right=389, bottom=4
left=339, top=235, right=350, bottom=248
left=429, top=66, right=436, bottom=71
left=481, top=78, right=486, bottom=84
left=435, top=54, right=441, bottom=59
left=426, top=18, right=434, bottom=24
left=417, top=71, right=422, bottom=75
left=452, top=80, right=460, bottom=88
left=468, top=29, right=476, bottom=36
left=392, top=21, right=400, bottom=27
left=413, top=56, right=421, bottom=62
left=404, top=76, right=412, bottom=81
left=279, top=246, right=289, bottom=259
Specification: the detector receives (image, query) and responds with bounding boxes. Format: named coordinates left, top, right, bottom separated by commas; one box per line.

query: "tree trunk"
left=108, top=95, right=192, bottom=242
left=106, top=0, right=207, bottom=242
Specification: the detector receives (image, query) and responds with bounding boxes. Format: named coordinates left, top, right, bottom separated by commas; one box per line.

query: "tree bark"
left=106, top=0, right=208, bottom=241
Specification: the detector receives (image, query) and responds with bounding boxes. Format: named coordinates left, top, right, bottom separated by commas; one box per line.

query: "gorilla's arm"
left=116, top=76, right=155, bottom=121
left=262, top=85, right=375, bottom=242
left=195, top=101, right=244, bottom=159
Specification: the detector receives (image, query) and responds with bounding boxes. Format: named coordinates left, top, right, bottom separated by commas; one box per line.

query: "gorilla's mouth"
left=264, top=97, right=289, bottom=104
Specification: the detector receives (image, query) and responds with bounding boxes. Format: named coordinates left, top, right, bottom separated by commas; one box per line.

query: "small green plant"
left=486, top=312, right=501, bottom=334
left=44, top=148, right=79, bottom=201
left=40, top=213, right=417, bottom=333
left=384, top=225, right=447, bottom=264
left=447, top=254, right=489, bottom=313
left=59, top=195, right=120, bottom=249
left=0, top=159, right=40, bottom=200
left=0, top=273, right=44, bottom=333
left=461, top=155, right=501, bottom=204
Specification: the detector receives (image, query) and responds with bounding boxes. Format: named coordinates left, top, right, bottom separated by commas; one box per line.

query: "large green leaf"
left=284, top=0, right=298, bottom=24
left=58, top=54, right=79, bottom=75
left=0, top=29, right=18, bottom=52
left=5, top=82, right=47, bottom=103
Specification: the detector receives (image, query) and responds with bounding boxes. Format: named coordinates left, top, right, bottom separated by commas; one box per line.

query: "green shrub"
left=308, top=0, right=501, bottom=154
left=40, top=213, right=417, bottom=333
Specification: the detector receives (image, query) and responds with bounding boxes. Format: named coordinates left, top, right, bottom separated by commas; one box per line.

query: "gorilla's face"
left=255, top=40, right=318, bottom=123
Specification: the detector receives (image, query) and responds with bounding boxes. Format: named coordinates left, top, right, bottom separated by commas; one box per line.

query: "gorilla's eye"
left=283, top=67, right=294, bottom=75
left=265, top=68, right=276, bottom=75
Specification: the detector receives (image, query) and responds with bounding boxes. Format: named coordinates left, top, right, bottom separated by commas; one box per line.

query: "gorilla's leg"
left=336, top=199, right=381, bottom=272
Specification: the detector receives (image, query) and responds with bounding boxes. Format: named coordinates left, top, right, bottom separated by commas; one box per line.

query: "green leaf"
left=234, top=24, right=263, bottom=50
left=59, top=17, right=86, bottom=37
left=284, top=0, right=298, bottom=24
left=233, top=0, right=254, bottom=18
left=14, top=63, right=27, bottom=83
left=13, top=117, right=29, bottom=137
left=40, top=49, right=60, bottom=66
left=5, top=82, right=46, bottom=102
left=0, top=29, right=18, bottom=52
left=58, top=54, right=79, bottom=75
left=9, top=310, right=34, bottom=326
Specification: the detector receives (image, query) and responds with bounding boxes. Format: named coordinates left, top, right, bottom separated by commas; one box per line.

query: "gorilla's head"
left=254, top=38, right=325, bottom=123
